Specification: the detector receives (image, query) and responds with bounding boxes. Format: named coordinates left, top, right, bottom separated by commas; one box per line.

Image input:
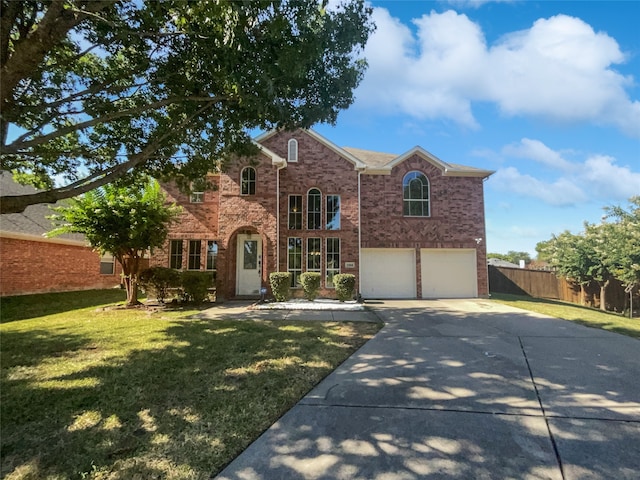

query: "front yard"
left=0, top=290, right=381, bottom=479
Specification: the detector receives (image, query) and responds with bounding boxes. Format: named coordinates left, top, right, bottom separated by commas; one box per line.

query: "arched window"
left=307, top=188, right=321, bottom=229
left=288, top=138, right=298, bottom=162
left=403, top=171, right=430, bottom=217
left=241, top=167, right=256, bottom=195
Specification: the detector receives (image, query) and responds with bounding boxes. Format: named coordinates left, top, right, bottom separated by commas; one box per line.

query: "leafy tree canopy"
left=487, top=251, right=531, bottom=265
left=48, top=178, right=181, bottom=305
left=0, top=0, right=373, bottom=213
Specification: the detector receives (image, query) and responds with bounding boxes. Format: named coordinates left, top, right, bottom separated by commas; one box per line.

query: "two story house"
left=151, top=129, right=493, bottom=300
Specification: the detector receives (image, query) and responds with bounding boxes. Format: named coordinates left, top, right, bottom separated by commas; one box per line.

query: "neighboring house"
left=0, top=172, right=122, bottom=296
left=487, top=258, right=521, bottom=268
left=151, top=129, right=494, bottom=300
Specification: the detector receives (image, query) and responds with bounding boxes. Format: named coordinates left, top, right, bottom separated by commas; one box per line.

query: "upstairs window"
left=403, top=171, right=430, bottom=217
left=307, top=188, right=321, bottom=230
left=288, top=195, right=302, bottom=229
left=326, top=195, right=341, bottom=230
left=241, top=167, right=256, bottom=195
left=288, top=138, right=298, bottom=162
left=190, top=179, right=206, bottom=203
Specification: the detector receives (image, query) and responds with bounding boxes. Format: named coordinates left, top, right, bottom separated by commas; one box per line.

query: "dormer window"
left=288, top=138, right=298, bottom=162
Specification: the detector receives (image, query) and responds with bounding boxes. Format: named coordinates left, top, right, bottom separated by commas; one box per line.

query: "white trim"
left=0, top=230, right=88, bottom=246
left=288, top=138, right=298, bottom=162
left=306, top=187, right=322, bottom=230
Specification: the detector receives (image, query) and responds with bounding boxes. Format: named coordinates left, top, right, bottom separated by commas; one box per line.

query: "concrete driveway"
left=216, top=299, right=640, bottom=480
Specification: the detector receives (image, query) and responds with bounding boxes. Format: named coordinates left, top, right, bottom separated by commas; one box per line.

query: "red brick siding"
left=261, top=130, right=360, bottom=297
left=0, top=237, right=122, bottom=296
left=360, top=155, right=489, bottom=296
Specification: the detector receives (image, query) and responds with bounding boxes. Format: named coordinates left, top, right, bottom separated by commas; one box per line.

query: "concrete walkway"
left=215, top=299, right=640, bottom=480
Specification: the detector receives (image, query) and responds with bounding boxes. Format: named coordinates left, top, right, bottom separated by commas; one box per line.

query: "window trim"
left=326, top=194, right=341, bottom=230
left=100, top=253, right=115, bottom=275
left=169, top=240, right=183, bottom=269
left=288, top=138, right=298, bottom=162
left=188, top=240, right=202, bottom=270
left=288, top=194, right=303, bottom=230
left=288, top=237, right=302, bottom=288
left=241, top=166, right=256, bottom=195
left=307, top=188, right=322, bottom=230
left=306, top=237, right=322, bottom=274
left=206, top=240, right=218, bottom=272
left=403, top=171, right=431, bottom=217
left=189, top=180, right=205, bottom=203
left=325, top=237, right=340, bottom=289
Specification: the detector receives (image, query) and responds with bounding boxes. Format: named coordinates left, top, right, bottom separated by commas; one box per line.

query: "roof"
left=0, top=171, right=86, bottom=244
left=256, top=129, right=493, bottom=178
left=487, top=258, right=521, bottom=268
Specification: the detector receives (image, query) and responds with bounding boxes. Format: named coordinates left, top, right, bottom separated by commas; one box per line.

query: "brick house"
left=0, top=172, right=122, bottom=296
left=151, top=129, right=493, bottom=300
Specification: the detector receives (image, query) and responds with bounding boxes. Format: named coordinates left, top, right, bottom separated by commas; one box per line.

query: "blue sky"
left=315, top=0, right=640, bottom=257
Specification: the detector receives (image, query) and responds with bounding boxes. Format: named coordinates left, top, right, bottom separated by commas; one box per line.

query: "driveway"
left=216, top=299, right=640, bottom=480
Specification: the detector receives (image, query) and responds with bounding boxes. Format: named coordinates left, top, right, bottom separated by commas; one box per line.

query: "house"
left=0, top=172, right=122, bottom=296
left=150, top=129, right=493, bottom=300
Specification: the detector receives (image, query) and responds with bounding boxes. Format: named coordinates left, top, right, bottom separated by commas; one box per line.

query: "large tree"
left=0, top=0, right=373, bottom=213
left=48, top=179, right=181, bottom=305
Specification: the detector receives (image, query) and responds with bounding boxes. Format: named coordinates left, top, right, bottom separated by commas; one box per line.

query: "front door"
left=236, top=234, right=262, bottom=295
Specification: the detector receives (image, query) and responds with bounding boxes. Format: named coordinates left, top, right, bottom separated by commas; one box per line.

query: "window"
left=190, top=179, right=206, bottom=203
left=100, top=253, right=115, bottom=275
left=307, top=188, right=321, bottom=230
left=288, top=237, right=302, bottom=288
left=170, top=240, right=183, bottom=269
left=206, top=241, right=218, bottom=271
left=241, top=167, right=256, bottom=195
left=403, top=171, right=430, bottom=217
left=326, top=238, right=340, bottom=288
left=188, top=240, right=202, bottom=270
left=288, top=195, right=302, bottom=229
left=288, top=138, right=298, bottom=162
left=307, top=238, right=321, bottom=273
left=326, top=195, right=341, bottom=230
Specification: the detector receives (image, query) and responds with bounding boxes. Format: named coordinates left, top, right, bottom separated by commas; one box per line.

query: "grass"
left=0, top=290, right=381, bottom=480
left=491, top=293, right=640, bottom=339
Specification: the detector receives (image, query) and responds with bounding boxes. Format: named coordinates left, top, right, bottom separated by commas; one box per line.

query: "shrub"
left=269, top=272, right=291, bottom=302
left=139, top=267, right=181, bottom=303
left=333, top=273, right=356, bottom=302
left=299, top=272, right=321, bottom=300
left=181, top=271, right=214, bottom=303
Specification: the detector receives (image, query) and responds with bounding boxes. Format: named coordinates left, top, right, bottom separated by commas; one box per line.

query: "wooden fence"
left=488, top=265, right=634, bottom=313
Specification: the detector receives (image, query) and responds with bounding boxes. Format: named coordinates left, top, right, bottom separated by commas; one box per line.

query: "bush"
left=269, top=272, right=291, bottom=302
left=181, top=271, right=214, bottom=303
left=299, top=272, right=321, bottom=300
left=333, top=273, right=356, bottom=302
left=139, top=267, right=181, bottom=303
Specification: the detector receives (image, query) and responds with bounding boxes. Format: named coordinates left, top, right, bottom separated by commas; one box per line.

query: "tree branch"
left=1, top=103, right=214, bottom=214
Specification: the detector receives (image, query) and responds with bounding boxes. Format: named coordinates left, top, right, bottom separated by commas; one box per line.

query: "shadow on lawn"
left=1, top=316, right=373, bottom=479
left=0, top=289, right=127, bottom=323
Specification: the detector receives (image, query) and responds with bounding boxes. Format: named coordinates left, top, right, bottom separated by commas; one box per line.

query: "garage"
left=421, top=249, right=477, bottom=298
left=361, top=248, right=416, bottom=299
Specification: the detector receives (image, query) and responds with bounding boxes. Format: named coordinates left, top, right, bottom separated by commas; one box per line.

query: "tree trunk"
left=580, top=284, right=585, bottom=306
left=120, top=255, right=141, bottom=306
left=599, top=279, right=610, bottom=311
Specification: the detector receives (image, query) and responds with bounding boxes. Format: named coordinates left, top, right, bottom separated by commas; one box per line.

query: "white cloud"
left=502, top=138, right=574, bottom=171
left=490, top=167, right=586, bottom=206
left=358, top=9, right=640, bottom=137
left=490, top=140, right=640, bottom=206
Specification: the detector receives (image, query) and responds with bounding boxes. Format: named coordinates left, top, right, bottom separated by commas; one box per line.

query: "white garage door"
left=421, top=249, right=477, bottom=298
left=361, top=248, right=416, bottom=299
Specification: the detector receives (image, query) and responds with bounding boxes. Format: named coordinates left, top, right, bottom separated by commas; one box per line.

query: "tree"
left=1, top=0, right=373, bottom=213
left=48, top=179, right=181, bottom=306
left=596, top=196, right=640, bottom=315
left=487, top=251, right=532, bottom=265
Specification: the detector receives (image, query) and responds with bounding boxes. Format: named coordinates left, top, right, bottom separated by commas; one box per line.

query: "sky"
left=315, top=0, right=640, bottom=257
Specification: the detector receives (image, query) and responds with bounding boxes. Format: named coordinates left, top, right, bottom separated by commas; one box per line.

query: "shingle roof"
left=0, top=172, right=85, bottom=242
left=341, top=147, right=397, bottom=168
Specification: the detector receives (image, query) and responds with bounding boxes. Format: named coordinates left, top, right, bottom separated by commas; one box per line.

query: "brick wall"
left=360, top=155, right=489, bottom=296
left=0, top=236, right=122, bottom=296
left=261, top=130, right=361, bottom=296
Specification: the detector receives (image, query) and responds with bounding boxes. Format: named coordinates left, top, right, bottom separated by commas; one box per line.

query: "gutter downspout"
left=276, top=161, right=286, bottom=272
left=357, top=167, right=365, bottom=296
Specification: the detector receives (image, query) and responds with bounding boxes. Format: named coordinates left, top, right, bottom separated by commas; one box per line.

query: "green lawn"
left=491, top=293, right=640, bottom=339
left=0, top=290, right=381, bottom=480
